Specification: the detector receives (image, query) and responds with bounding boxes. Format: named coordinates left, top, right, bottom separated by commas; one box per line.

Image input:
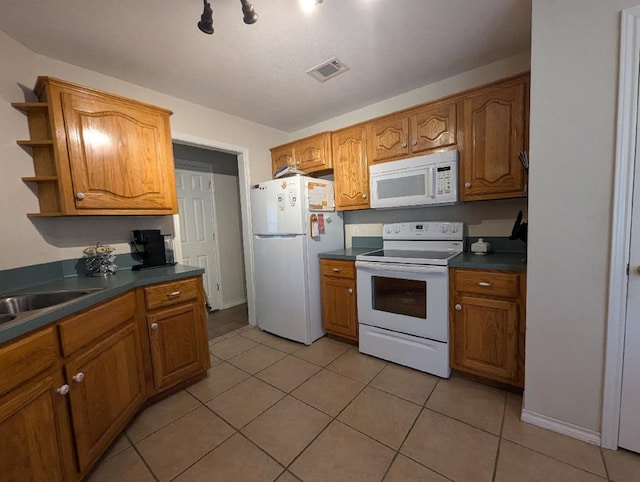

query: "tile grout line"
left=491, top=391, right=509, bottom=482
left=599, top=446, right=611, bottom=481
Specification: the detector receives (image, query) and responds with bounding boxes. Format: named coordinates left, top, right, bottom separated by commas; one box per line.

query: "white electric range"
left=355, top=221, right=463, bottom=378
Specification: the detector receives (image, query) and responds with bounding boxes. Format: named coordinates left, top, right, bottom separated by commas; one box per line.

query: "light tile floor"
left=87, top=326, right=640, bottom=482
left=207, top=303, right=249, bottom=340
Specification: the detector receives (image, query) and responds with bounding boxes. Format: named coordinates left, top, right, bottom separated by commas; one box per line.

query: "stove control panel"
left=382, top=222, right=464, bottom=241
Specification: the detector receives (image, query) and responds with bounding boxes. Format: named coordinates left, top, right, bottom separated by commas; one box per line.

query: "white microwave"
left=369, top=150, right=458, bottom=209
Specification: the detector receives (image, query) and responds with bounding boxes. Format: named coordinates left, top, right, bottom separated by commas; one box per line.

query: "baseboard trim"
left=221, top=298, right=247, bottom=310
left=521, top=409, right=601, bottom=446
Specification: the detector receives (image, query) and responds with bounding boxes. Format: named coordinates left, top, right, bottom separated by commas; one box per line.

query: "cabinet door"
left=0, top=373, right=75, bottom=482
left=368, top=113, right=410, bottom=163
left=451, top=294, right=519, bottom=384
left=295, top=132, right=332, bottom=172
left=147, top=302, right=209, bottom=392
left=65, top=322, right=145, bottom=471
left=61, top=91, right=177, bottom=212
left=321, top=275, right=358, bottom=341
left=410, top=101, right=457, bottom=154
left=271, top=144, right=295, bottom=177
left=460, top=77, right=528, bottom=201
left=332, top=125, right=370, bottom=210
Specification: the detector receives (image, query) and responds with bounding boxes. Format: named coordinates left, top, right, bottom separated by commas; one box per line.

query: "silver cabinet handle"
left=76, top=192, right=85, bottom=200
left=57, top=384, right=70, bottom=395
left=412, top=140, right=417, bottom=146
left=464, top=182, right=471, bottom=188
left=72, top=372, right=84, bottom=383
left=348, top=288, right=353, bottom=294
left=478, top=282, right=491, bottom=287
left=401, top=142, right=407, bottom=148
left=296, top=160, right=301, bottom=165
left=332, top=267, right=341, bottom=272
left=151, top=323, right=158, bottom=330
left=454, top=304, right=462, bottom=311
left=167, top=291, right=181, bottom=298
left=362, top=193, right=368, bottom=199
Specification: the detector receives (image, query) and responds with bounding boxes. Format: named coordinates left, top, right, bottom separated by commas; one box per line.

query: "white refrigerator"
left=251, top=176, right=344, bottom=344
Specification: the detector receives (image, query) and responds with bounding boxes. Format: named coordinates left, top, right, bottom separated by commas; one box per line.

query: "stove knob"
left=440, top=226, right=447, bottom=233
left=451, top=225, right=459, bottom=233
left=385, top=226, right=392, bottom=234
left=395, top=226, right=401, bottom=233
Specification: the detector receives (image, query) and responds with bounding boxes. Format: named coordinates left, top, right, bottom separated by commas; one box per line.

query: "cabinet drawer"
left=144, top=277, right=199, bottom=310
left=0, top=327, right=58, bottom=396
left=58, top=292, right=136, bottom=356
left=453, top=269, right=519, bottom=299
left=320, top=259, right=355, bottom=279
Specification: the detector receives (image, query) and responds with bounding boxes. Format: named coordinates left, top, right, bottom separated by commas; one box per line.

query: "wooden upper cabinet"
left=60, top=91, right=177, bottom=212
left=332, top=125, right=369, bottom=210
left=368, top=100, right=457, bottom=163
left=13, top=76, right=178, bottom=216
left=271, top=132, right=332, bottom=177
left=270, top=144, right=295, bottom=177
left=295, top=132, right=332, bottom=172
left=460, top=74, right=529, bottom=201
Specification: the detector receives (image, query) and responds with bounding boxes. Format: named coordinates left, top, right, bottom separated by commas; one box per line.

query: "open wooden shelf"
left=11, top=102, right=49, bottom=112
left=17, top=139, right=54, bottom=147
left=22, top=176, right=58, bottom=182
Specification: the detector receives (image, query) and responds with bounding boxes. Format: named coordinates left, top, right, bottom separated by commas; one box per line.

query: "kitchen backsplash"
left=343, top=198, right=527, bottom=248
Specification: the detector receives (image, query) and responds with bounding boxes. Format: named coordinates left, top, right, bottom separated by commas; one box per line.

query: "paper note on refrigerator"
left=308, top=182, right=334, bottom=210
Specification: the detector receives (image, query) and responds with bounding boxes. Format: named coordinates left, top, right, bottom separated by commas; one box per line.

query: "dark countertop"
left=318, top=247, right=381, bottom=260
left=0, top=264, right=204, bottom=345
left=449, top=252, right=527, bottom=272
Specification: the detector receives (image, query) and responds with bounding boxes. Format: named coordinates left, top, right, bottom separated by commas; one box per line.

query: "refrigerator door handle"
left=255, top=234, right=304, bottom=239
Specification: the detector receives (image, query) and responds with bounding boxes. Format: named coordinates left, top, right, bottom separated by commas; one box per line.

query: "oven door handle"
left=355, top=260, right=448, bottom=274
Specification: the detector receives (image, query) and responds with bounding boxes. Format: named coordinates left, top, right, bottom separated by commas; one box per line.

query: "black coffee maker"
left=132, top=230, right=174, bottom=271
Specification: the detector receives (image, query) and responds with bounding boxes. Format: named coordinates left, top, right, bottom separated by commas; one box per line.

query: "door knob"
left=76, top=192, right=85, bottom=200
left=72, top=372, right=84, bottom=383
left=454, top=304, right=462, bottom=311
left=347, top=288, right=353, bottom=294
left=57, top=384, right=70, bottom=395
left=362, top=193, right=368, bottom=199
left=464, top=182, right=471, bottom=188
left=151, top=323, right=158, bottom=330
left=401, top=142, right=407, bottom=148
left=412, top=140, right=417, bottom=146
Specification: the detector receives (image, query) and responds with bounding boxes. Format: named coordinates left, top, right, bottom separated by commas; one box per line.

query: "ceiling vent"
left=306, top=57, right=350, bottom=82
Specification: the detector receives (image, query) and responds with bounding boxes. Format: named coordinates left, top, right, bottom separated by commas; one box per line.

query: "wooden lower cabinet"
left=449, top=268, right=526, bottom=387
left=141, top=277, right=210, bottom=394
left=320, top=259, right=358, bottom=341
left=64, top=321, right=145, bottom=471
left=147, top=302, right=209, bottom=391
left=0, top=372, right=75, bottom=481
left=0, top=274, right=209, bottom=480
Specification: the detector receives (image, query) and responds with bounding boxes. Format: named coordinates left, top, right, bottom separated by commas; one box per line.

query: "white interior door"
left=175, top=167, right=221, bottom=310
left=620, top=132, right=640, bottom=453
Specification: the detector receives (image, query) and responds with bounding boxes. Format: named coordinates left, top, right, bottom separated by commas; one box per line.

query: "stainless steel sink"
left=0, top=289, right=103, bottom=315
left=0, top=314, right=17, bottom=325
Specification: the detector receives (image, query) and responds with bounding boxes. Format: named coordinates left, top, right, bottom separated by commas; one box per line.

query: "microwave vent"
left=306, top=57, right=350, bottom=82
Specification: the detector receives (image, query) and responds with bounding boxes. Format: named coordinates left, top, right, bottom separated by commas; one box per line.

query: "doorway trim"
left=171, top=131, right=256, bottom=327
left=602, top=5, right=640, bottom=450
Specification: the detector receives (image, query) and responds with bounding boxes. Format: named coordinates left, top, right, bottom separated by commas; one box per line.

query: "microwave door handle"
left=426, top=167, right=436, bottom=198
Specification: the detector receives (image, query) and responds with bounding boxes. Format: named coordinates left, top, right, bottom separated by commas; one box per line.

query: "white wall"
left=213, top=173, right=247, bottom=308
left=0, top=31, right=287, bottom=270
left=526, top=0, right=637, bottom=434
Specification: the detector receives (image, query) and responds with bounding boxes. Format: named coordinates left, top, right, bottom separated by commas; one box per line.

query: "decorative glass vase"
left=84, top=243, right=117, bottom=277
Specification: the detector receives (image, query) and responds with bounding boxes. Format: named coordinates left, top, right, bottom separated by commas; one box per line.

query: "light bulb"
left=300, top=0, right=322, bottom=14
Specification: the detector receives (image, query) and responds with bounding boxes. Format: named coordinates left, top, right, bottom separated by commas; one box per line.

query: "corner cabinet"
left=459, top=74, right=529, bottom=201
left=12, top=76, right=178, bottom=216
left=449, top=268, right=526, bottom=388
left=320, top=259, right=358, bottom=341
left=270, top=132, right=332, bottom=177
left=332, top=125, right=370, bottom=210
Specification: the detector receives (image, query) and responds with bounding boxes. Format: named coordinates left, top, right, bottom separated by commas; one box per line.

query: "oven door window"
left=371, top=276, right=426, bottom=319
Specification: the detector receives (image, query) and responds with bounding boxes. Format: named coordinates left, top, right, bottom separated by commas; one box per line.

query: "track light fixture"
left=198, top=0, right=258, bottom=34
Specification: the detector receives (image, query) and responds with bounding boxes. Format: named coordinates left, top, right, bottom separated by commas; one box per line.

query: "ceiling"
left=0, top=0, right=531, bottom=132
